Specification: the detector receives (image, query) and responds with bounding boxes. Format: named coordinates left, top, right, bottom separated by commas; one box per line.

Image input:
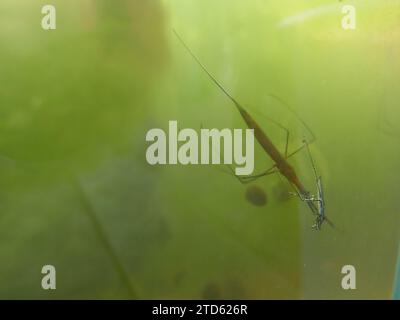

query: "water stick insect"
left=174, top=30, right=333, bottom=230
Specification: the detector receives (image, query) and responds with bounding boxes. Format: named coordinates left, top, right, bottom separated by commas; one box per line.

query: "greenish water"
left=0, top=0, right=399, bottom=299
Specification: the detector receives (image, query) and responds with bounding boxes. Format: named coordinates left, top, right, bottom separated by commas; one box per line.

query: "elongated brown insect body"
left=236, top=105, right=307, bottom=194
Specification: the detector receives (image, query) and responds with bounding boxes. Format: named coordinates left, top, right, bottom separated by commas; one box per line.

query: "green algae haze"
left=0, top=0, right=399, bottom=299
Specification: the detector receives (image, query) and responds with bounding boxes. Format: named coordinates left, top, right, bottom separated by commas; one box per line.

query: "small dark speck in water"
left=245, top=185, right=267, bottom=206
left=202, top=283, right=222, bottom=300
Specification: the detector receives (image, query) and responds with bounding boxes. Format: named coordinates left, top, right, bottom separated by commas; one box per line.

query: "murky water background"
left=0, top=0, right=398, bottom=299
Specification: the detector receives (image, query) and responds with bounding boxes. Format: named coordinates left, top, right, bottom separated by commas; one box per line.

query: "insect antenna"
left=173, top=29, right=246, bottom=114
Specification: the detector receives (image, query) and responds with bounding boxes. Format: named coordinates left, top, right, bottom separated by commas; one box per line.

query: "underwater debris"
left=201, top=282, right=222, bottom=300
left=245, top=185, right=267, bottom=207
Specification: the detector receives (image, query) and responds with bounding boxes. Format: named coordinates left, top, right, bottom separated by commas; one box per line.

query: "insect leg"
left=303, top=139, right=319, bottom=182
left=229, top=138, right=312, bottom=186
left=249, top=110, right=292, bottom=157
left=267, top=94, right=316, bottom=145
left=226, top=164, right=278, bottom=185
